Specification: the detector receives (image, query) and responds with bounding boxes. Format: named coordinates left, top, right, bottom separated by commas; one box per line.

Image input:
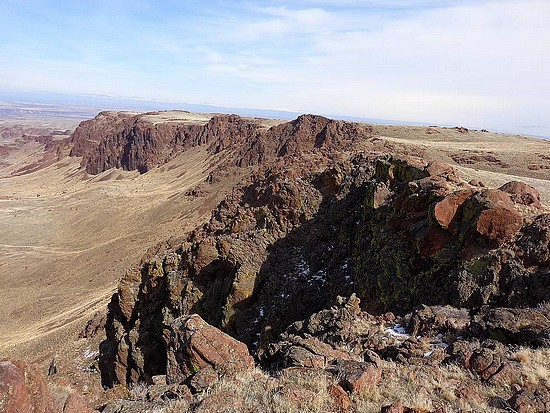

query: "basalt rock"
left=499, top=181, right=542, bottom=208
left=70, top=112, right=371, bottom=174
left=99, top=114, right=550, bottom=387
left=0, top=359, right=95, bottom=413
left=165, top=314, right=254, bottom=387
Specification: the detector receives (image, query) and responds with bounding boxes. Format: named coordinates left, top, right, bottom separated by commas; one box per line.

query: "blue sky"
left=1, top=0, right=549, bottom=136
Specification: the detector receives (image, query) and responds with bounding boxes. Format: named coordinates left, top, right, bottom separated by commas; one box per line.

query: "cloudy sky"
left=1, top=0, right=549, bottom=136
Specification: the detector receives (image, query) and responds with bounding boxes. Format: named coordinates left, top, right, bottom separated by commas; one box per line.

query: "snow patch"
left=84, top=349, right=99, bottom=359
left=385, top=324, right=410, bottom=340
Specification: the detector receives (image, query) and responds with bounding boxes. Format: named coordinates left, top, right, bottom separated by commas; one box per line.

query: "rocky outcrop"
left=0, top=359, right=56, bottom=413
left=70, top=112, right=371, bottom=174
left=86, top=113, right=549, bottom=410
left=101, top=147, right=550, bottom=388
left=165, top=314, right=254, bottom=388
left=0, top=359, right=95, bottom=413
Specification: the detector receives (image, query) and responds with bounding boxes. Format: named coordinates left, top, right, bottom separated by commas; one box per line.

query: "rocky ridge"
left=3, top=111, right=549, bottom=412
left=89, top=112, right=549, bottom=411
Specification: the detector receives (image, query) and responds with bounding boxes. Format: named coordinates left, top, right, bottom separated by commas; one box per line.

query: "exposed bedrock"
left=90, top=114, right=549, bottom=388
left=69, top=112, right=369, bottom=174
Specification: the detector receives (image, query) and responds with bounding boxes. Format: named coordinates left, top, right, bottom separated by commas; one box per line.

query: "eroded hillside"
left=1, top=111, right=549, bottom=412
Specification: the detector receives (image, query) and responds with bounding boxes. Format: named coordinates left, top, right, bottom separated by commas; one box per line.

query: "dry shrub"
left=129, top=382, right=149, bottom=401
left=162, top=398, right=191, bottom=413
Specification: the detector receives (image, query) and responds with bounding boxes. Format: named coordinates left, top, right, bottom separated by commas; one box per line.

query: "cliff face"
left=90, top=112, right=549, bottom=389
left=69, top=111, right=369, bottom=174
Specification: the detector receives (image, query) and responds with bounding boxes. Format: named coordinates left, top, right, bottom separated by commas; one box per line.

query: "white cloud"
left=196, top=0, right=550, bottom=133
left=1, top=0, right=549, bottom=135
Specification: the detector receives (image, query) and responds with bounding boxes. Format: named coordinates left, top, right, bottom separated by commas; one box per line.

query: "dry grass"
left=512, top=347, right=550, bottom=387
left=162, top=398, right=192, bottom=412
left=48, top=382, right=73, bottom=411
left=191, top=367, right=336, bottom=413
left=351, top=360, right=513, bottom=413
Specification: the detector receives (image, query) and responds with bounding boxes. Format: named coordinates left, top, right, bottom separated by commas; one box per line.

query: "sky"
left=0, top=0, right=549, bottom=136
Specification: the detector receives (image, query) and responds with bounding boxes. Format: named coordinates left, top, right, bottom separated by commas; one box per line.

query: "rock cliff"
left=90, top=113, right=549, bottom=397
left=69, top=111, right=370, bottom=174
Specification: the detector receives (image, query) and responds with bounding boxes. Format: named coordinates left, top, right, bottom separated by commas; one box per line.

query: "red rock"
left=483, top=188, right=514, bottom=204
left=475, top=204, right=523, bottom=245
left=63, top=391, right=96, bottom=413
left=165, top=314, right=254, bottom=385
left=509, top=386, right=550, bottom=413
left=499, top=181, right=542, bottom=208
left=417, top=225, right=454, bottom=255
left=433, top=189, right=475, bottom=229
left=468, top=179, right=485, bottom=187
left=0, top=359, right=56, bottom=413
left=327, top=353, right=382, bottom=394
left=426, top=161, right=459, bottom=182
left=329, top=383, right=351, bottom=411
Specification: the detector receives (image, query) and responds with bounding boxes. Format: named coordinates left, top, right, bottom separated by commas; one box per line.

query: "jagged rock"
left=70, top=112, right=371, bottom=175
left=62, top=392, right=97, bottom=413
left=468, top=341, right=506, bottom=381
left=146, top=383, right=193, bottom=403
left=447, top=339, right=523, bottom=385
left=472, top=306, right=550, bottom=347
left=267, top=335, right=353, bottom=369
left=325, top=353, right=382, bottom=394
left=79, top=311, right=106, bottom=339
left=518, top=214, right=550, bottom=266
left=165, top=314, right=254, bottom=386
left=265, top=296, right=395, bottom=369
left=407, top=305, right=470, bottom=340
left=462, top=189, right=523, bottom=246
left=0, top=359, right=56, bottom=413
left=329, top=383, right=351, bottom=411
left=433, top=189, right=475, bottom=230
left=100, top=136, right=550, bottom=386
left=509, top=386, right=550, bottom=413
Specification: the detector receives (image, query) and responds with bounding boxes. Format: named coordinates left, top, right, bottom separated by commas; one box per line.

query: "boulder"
left=433, top=189, right=475, bottom=229
left=472, top=306, right=550, bottom=347
left=329, top=383, right=351, bottom=411
left=461, top=189, right=523, bottom=246
left=475, top=205, right=523, bottom=245
left=518, top=214, right=550, bottom=266
left=165, top=314, right=254, bottom=386
left=509, top=386, right=550, bottom=413
left=499, top=181, right=542, bottom=208
left=408, top=305, right=471, bottom=339
left=0, top=359, right=56, bottom=413
left=326, top=352, right=382, bottom=394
